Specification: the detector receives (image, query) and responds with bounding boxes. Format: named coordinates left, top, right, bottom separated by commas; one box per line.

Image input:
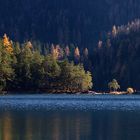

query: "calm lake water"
left=0, top=94, right=140, bottom=140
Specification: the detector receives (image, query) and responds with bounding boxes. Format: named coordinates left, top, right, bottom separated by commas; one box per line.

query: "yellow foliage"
left=26, top=41, right=33, bottom=49
left=112, top=25, right=117, bottom=37
left=127, top=87, right=134, bottom=94
left=3, top=34, right=13, bottom=54
left=74, top=47, right=80, bottom=59
left=51, top=45, right=59, bottom=59
left=53, top=48, right=59, bottom=58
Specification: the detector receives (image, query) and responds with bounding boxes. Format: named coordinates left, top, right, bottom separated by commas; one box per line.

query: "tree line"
left=0, top=0, right=140, bottom=48
left=1, top=18, right=140, bottom=93
left=0, top=34, right=92, bottom=93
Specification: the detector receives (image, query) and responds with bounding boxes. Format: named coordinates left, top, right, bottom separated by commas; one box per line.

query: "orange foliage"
left=51, top=44, right=59, bottom=59
left=112, top=25, right=117, bottom=37
left=3, top=34, right=13, bottom=54
left=74, top=47, right=80, bottom=59
left=26, top=41, right=33, bottom=49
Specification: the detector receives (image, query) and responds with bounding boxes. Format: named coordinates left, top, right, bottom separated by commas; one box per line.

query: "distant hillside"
left=90, top=19, right=140, bottom=90
left=0, top=0, right=140, bottom=48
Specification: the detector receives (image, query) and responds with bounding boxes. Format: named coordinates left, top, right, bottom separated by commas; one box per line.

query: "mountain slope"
left=0, top=0, right=140, bottom=48
left=90, top=19, right=140, bottom=90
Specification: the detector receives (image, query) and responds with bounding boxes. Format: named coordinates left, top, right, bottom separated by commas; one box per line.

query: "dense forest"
left=0, top=0, right=140, bottom=92
left=0, top=0, right=140, bottom=48
left=91, top=19, right=140, bottom=91
left=0, top=34, right=92, bottom=93
left=1, top=19, right=140, bottom=92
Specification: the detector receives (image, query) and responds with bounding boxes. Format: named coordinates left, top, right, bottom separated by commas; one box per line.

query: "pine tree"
left=14, top=43, right=33, bottom=89
left=0, top=39, right=14, bottom=91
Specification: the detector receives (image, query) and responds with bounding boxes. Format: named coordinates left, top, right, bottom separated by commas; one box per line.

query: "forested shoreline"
left=1, top=0, right=140, bottom=93
left=1, top=19, right=140, bottom=93
left=0, top=34, right=92, bottom=93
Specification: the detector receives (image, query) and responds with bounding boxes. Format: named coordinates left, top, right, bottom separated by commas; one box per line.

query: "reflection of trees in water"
left=0, top=112, right=92, bottom=140
left=0, top=112, right=12, bottom=140
left=50, top=113, right=92, bottom=140
left=0, top=111, right=139, bottom=140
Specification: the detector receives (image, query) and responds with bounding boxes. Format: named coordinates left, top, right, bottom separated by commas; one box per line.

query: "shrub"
left=127, top=87, right=134, bottom=94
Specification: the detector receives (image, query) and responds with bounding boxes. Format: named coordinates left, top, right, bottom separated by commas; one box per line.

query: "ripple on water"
left=0, top=94, right=140, bottom=111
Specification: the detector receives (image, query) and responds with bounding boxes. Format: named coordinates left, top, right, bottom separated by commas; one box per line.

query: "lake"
left=0, top=94, right=140, bottom=140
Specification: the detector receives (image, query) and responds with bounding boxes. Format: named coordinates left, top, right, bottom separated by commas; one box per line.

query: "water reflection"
left=0, top=111, right=140, bottom=140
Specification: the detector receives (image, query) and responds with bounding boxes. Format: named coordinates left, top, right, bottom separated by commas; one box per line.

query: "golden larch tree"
left=51, top=44, right=59, bottom=59
left=112, top=25, right=117, bottom=37
left=26, top=41, right=33, bottom=49
left=74, top=47, right=80, bottom=60
left=3, top=34, right=13, bottom=54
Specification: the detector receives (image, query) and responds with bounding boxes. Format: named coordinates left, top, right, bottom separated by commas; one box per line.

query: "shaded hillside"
left=90, top=19, right=140, bottom=91
left=0, top=0, right=140, bottom=48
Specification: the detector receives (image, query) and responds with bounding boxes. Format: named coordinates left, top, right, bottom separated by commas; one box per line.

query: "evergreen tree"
left=30, top=50, right=45, bottom=89
left=0, top=34, right=93, bottom=93
left=0, top=39, right=14, bottom=91
left=14, top=42, right=33, bottom=90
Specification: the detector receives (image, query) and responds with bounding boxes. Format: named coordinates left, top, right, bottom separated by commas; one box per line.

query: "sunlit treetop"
left=3, top=34, right=13, bottom=54
left=51, top=44, right=59, bottom=59
left=26, top=41, right=33, bottom=49
left=74, top=47, right=80, bottom=59
left=112, top=25, right=117, bottom=37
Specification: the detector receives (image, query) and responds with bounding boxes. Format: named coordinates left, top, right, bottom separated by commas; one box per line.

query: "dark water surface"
left=0, top=94, right=140, bottom=140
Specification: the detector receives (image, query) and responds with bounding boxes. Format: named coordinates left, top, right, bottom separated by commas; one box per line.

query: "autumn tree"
left=56, top=44, right=64, bottom=59
left=3, top=34, right=13, bottom=54
left=74, top=47, right=80, bottom=63
left=51, top=44, right=59, bottom=59
left=112, top=25, right=117, bottom=37
left=26, top=41, right=33, bottom=49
